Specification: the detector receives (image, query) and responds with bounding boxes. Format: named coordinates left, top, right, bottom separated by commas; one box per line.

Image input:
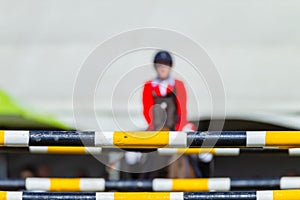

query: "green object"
left=0, top=89, right=69, bottom=130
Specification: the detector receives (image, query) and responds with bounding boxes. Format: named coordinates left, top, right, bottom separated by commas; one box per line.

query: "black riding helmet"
left=153, top=51, right=173, bottom=67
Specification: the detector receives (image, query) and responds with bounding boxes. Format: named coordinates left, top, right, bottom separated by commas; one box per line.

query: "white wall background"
left=0, top=0, right=300, bottom=130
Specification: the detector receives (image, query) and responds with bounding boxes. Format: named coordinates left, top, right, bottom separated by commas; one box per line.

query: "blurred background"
left=0, top=0, right=300, bottom=179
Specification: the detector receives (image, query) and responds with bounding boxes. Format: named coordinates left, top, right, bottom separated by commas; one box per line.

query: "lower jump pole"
left=2, top=146, right=300, bottom=156
left=157, top=147, right=300, bottom=156
left=1, top=190, right=300, bottom=200
left=1, top=177, right=300, bottom=192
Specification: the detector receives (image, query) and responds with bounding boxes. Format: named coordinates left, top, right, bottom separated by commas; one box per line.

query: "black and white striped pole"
left=1, top=177, right=300, bottom=192
left=1, top=130, right=300, bottom=148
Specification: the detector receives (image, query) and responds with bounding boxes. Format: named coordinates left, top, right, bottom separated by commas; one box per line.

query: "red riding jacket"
left=142, top=78, right=188, bottom=131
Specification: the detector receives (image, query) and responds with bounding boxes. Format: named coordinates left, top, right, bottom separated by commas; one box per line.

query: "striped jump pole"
left=0, top=147, right=159, bottom=154
left=1, top=190, right=300, bottom=200
left=2, top=130, right=300, bottom=148
left=3, top=146, right=300, bottom=156
left=1, top=177, right=300, bottom=192
left=158, top=147, right=300, bottom=156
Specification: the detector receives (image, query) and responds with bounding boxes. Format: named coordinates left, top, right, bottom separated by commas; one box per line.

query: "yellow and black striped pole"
left=2, top=130, right=300, bottom=148
left=2, top=146, right=300, bottom=156
left=1, top=190, right=300, bottom=200
left=2, top=177, right=300, bottom=192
